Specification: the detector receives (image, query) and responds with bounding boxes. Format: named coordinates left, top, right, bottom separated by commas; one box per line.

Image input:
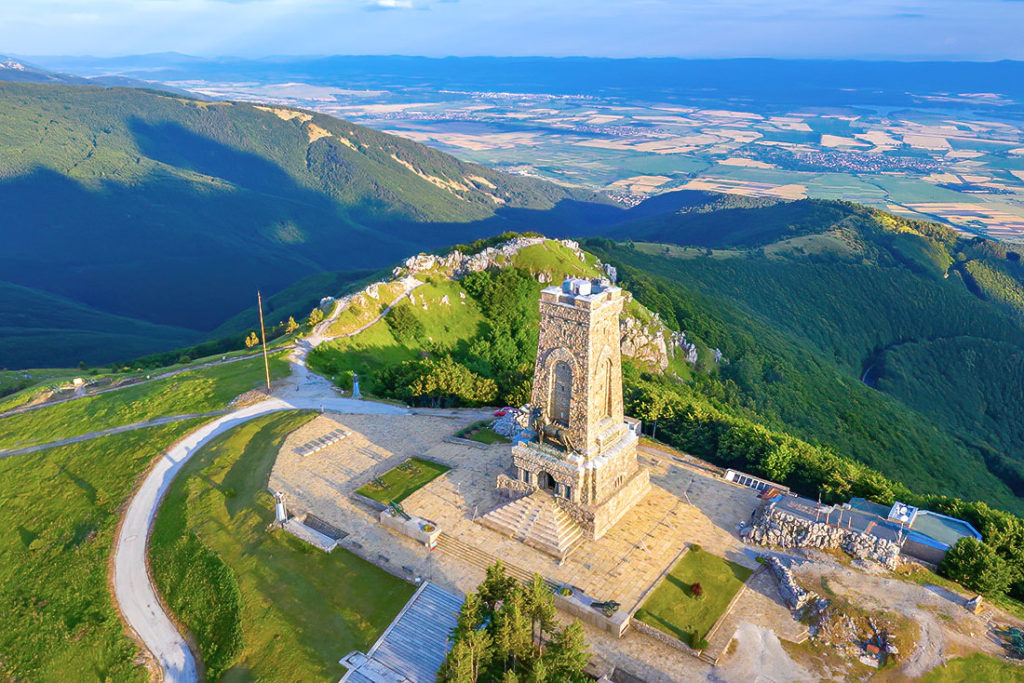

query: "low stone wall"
left=743, top=503, right=901, bottom=570
left=351, top=492, right=387, bottom=511
left=629, top=617, right=696, bottom=656
left=764, top=556, right=817, bottom=610
left=554, top=591, right=630, bottom=637
left=443, top=435, right=490, bottom=450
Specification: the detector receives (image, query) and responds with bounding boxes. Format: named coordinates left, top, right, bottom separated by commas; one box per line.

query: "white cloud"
left=365, top=0, right=414, bottom=9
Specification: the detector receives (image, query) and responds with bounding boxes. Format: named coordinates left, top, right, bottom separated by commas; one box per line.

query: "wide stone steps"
left=475, top=491, right=584, bottom=559
left=436, top=533, right=541, bottom=586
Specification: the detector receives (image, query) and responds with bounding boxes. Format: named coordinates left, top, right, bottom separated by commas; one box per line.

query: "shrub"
left=385, top=302, right=424, bottom=342
left=939, top=537, right=1014, bottom=595
left=690, top=544, right=702, bottom=552
left=690, top=582, right=704, bottom=598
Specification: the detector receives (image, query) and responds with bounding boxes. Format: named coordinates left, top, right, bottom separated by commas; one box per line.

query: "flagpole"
left=257, top=290, right=272, bottom=392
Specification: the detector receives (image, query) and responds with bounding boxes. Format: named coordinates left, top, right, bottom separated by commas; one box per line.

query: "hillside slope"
left=306, top=225, right=1024, bottom=515
left=585, top=209, right=1024, bottom=511
left=0, top=82, right=614, bottom=366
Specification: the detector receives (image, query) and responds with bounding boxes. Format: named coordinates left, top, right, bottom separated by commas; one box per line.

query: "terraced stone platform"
left=477, top=491, right=584, bottom=560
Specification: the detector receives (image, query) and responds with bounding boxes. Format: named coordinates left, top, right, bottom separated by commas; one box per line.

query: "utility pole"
left=257, top=290, right=271, bottom=392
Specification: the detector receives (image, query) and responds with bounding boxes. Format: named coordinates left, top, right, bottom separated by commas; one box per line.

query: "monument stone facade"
left=498, top=277, right=651, bottom=540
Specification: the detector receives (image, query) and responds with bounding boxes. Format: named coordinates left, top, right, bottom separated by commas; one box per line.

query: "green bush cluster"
left=377, top=355, right=497, bottom=407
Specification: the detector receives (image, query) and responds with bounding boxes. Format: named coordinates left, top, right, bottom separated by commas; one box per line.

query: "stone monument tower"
left=483, top=278, right=650, bottom=554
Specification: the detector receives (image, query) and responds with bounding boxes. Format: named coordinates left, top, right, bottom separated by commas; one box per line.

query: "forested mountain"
left=585, top=206, right=1024, bottom=512
left=0, top=82, right=615, bottom=367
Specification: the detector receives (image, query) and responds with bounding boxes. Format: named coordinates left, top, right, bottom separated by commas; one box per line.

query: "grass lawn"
left=636, top=547, right=753, bottom=647
left=0, top=420, right=205, bottom=681
left=0, top=353, right=289, bottom=450
left=456, top=420, right=511, bottom=445
left=466, top=427, right=510, bottom=445
left=150, top=411, right=415, bottom=680
left=356, top=457, right=451, bottom=504
left=921, top=653, right=1024, bottom=682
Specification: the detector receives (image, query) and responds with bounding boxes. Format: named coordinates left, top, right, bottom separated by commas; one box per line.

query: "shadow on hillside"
left=0, top=122, right=718, bottom=365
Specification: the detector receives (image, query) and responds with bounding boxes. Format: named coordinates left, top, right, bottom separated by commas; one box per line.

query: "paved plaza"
left=268, top=409, right=806, bottom=681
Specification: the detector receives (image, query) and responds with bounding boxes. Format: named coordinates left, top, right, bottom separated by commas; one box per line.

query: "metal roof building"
left=340, top=582, right=463, bottom=683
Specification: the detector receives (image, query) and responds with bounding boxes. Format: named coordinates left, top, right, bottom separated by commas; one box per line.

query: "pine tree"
left=492, top=591, right=532, bottom=674
left=478, top=561, right=518, bottom=610
left=524, top=574, right=556, bottom=653
left=544, top=619, right=589, bottom=679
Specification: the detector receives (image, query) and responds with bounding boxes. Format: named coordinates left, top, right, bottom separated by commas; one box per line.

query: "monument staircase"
left=435, top=533, right=559, bottom=589
left=476, top=491, right=585, bottom=560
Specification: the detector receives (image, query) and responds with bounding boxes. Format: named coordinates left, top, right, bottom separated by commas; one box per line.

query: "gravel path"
left=709, top=621, right=814, bottom=682
left=0, top=412, right=225, bottom=459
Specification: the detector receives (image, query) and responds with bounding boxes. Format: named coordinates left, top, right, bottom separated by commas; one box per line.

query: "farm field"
left=166, top=77, right=1024, bottom=242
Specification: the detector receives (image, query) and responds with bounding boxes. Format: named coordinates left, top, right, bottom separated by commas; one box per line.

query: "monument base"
left=497, top=431, right=650, bottom=541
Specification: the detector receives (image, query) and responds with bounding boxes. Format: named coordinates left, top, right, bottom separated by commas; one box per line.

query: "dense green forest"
left=583, top=214, right=1024, bottom=512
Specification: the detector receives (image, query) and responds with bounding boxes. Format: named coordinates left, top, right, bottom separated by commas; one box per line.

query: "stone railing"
left=496, top=473, right=534, bottom=500
left=742, top=504, right=901, bottom=570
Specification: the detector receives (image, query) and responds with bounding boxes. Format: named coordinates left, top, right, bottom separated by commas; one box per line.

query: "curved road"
left=112, top=280, right=425, bottom=681
left=113, top=394, right=409, bottom=682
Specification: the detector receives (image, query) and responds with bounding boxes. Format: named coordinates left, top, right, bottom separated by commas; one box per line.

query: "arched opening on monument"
left=539, top=471, right=557, bottom=492
left=549, top=360, right=572, bottom=427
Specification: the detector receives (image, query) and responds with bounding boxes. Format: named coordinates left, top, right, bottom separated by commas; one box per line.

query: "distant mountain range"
left=0, top=54, right=189, bottom=92
left=21, top=54, right=1024, bottom=106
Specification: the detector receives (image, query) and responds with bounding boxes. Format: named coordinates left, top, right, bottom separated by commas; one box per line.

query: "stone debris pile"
left=743, top=503, right=902, bottom=569
left=764, top=556, right=818, bottom=610
left=491, top=408, right=526, bottom=440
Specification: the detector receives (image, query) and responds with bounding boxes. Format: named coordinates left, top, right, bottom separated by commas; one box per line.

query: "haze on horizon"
left=4, top=0, right=1024, bottom=62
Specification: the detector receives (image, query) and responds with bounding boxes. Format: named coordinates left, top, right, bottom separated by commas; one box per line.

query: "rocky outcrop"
left=743, top=504, right=902, bottom=570
left=765, top=556, right=817, bottom=610
left=393, top=237, right=587, bottom=279
left=620, top=315, right=670, bottom=370
left=669, top=330, right=699, bottom=365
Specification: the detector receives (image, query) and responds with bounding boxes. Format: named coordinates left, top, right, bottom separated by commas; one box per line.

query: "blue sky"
left=4, top=0, right=1023, bottom=60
